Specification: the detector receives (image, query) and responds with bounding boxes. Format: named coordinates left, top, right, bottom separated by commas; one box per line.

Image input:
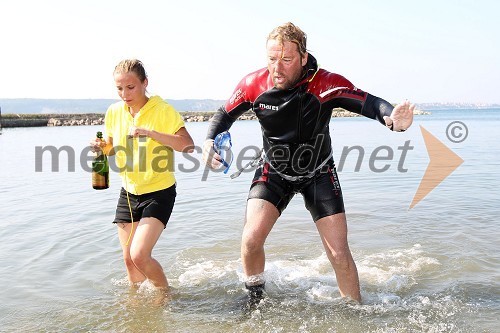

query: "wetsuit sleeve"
left=313, top=71, right=394, bottom=126
left=205, top=73, right=257, bottom=139
left=334, top=93, right=393, bottom=126
left=359, top=94, right=394, bottom=125
left=206, top=106, right=239, bottom=140
left=333, top=93, right=393, bottom=126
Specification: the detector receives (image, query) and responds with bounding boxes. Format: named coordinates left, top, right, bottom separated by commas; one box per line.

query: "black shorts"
left=248, top=159, right=345, bottom=222
left=113, top=185, right=176, bottom=228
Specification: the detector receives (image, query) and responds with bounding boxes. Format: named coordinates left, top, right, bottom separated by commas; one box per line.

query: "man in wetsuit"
left=202, top=22, right=414, bottom=303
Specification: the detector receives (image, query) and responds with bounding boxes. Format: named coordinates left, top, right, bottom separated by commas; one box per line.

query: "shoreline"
left=0, top=109, right=430, bottom=128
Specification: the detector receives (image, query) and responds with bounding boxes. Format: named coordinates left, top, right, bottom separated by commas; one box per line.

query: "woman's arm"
left=129, top=126, right=195, bottom=153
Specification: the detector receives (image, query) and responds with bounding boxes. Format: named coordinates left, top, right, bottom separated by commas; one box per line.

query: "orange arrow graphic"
left=409, top=125, right=464, bottom=209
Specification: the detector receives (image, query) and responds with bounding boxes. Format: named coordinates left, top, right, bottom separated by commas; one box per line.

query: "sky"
left=1, top=0, right=499, bottom=104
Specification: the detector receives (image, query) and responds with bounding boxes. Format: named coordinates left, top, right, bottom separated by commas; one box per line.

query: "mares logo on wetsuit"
left=229, top=88, right=245, bottom=106
left=259, top=103, right=279, bottom=111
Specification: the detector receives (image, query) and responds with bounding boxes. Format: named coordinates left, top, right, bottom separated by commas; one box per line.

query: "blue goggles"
left=213, top=131, right=233, bottom=174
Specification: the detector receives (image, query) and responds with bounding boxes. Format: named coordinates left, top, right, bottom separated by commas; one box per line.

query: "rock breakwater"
left=1, top=109, right=430, bottom=128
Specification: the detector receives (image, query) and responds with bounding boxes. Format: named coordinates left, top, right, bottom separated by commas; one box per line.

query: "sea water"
left=0, top=109, right=498, bottom=332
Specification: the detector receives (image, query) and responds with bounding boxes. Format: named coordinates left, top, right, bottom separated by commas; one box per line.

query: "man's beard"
left=273, top=68, right=305, bottom=90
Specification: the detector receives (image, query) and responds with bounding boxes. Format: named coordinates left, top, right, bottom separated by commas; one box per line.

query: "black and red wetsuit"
left=207, top=54, right=393, bottom=176
left=206, top=54, right=394, bottom=220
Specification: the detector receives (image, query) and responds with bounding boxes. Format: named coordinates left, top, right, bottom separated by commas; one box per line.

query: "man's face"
left=267, top=39, right=308, bottom=90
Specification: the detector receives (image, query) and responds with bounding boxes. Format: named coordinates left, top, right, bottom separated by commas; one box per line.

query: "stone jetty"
left=0, top=109, right=430, bottom=128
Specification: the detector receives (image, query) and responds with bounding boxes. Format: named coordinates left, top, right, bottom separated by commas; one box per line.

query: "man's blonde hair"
left=267, top=22, right=307, bottom=57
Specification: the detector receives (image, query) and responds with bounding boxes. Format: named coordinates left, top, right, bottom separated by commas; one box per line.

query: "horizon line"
left=1, top=98, right=499, bottom=106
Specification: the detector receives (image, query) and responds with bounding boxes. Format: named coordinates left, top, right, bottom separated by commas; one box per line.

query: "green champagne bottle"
left=92, top=131, right=109, bottom=190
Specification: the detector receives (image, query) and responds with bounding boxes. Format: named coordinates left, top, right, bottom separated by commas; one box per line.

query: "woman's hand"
left=128, top=126, right=150, bottom=138
left=90, top=137, right=105, bottom=153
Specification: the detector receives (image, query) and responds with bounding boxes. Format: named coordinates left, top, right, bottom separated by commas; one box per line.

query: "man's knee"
left=328, top=250, right=352, bottom=271
left=241, top=233, right=265, bottom=255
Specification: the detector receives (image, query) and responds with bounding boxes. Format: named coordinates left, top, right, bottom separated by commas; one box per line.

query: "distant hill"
left=0, top=98, right=225, bottom=114
left=1, top=99, right=498, bottom=115
left=416, top=102, right=500, bottom=110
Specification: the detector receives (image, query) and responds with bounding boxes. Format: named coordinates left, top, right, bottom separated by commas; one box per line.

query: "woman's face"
left=114, top=71, right=148, bottom=110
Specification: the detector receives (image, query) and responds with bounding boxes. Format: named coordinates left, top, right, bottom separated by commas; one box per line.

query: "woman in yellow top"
left=91, top=59, right=194, bottom=290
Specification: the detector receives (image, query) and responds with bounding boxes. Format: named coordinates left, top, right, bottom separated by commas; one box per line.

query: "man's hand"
left=384, top=100, right=415, bottom=132
left=202, top=139, right=222, bottom=169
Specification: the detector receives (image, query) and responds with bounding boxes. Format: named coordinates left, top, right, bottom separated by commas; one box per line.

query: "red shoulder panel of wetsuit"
left=225, top=68, right=273, bottom=113
left=307, top=69, right=367, bottom=104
